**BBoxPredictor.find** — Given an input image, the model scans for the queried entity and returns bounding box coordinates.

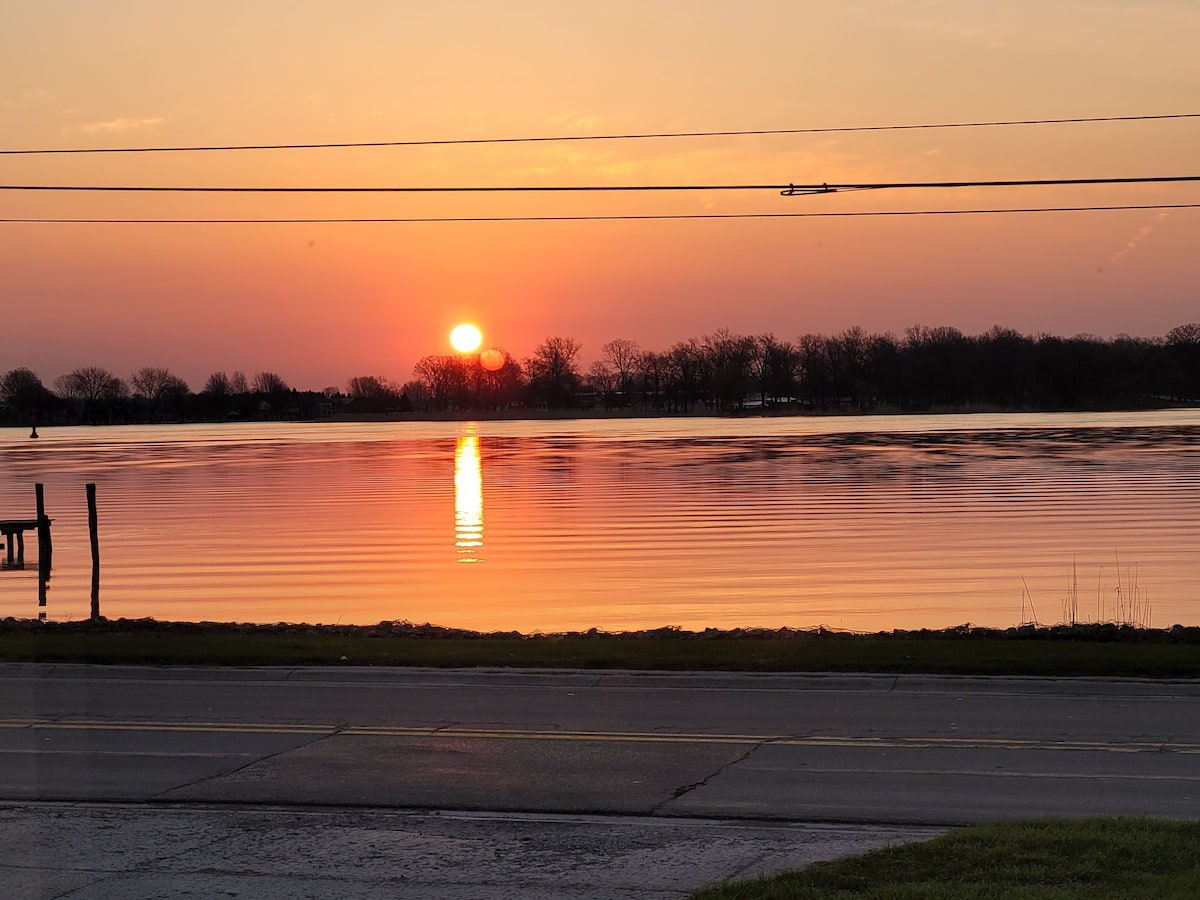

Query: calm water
[1,411,1197,632]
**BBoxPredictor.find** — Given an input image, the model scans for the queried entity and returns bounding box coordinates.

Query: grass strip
[3,619,1200,675]
[690,817,1200,899]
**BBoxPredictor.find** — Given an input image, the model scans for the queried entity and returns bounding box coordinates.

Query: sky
[2,1,1198,391]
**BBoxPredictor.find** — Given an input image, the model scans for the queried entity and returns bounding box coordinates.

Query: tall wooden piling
[87,483,100,622]
[35,483,52,575]
[36,484,50,617]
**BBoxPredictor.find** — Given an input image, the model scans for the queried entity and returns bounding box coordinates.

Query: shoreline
[5,618,1200,676]
[7,398,1195,431]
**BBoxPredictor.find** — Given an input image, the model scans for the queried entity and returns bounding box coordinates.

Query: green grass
[691,818,1200,899]
[3,619,1200,675]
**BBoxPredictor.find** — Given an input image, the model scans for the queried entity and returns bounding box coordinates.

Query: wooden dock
[0,519,42,567]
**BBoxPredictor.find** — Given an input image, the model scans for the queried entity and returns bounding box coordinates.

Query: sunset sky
[2,1,1198,391]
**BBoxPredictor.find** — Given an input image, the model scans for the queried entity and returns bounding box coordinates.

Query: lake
[1,411,1197,632]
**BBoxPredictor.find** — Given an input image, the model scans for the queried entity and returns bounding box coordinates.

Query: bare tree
[346,375,399,412]
[203,371,231,397]
[475,349,524,409]
[413,355,468,410]
[346,375,395,401]
[398,379,431,410]
[635,350,669,411]
[667,339,707,412]
[229,371,249,394]
[1166,322,1200,400]
[524,336,582,408]
[701,328,755,411]
[252,371,289,395]
[54,366,127,422]
[602,338,641,395]
[55,366,127,403]
[131,367,189,403]
[751,334,799,407]
[586,360,615,395]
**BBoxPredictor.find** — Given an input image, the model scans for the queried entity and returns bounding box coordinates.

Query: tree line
[407,323,1200,414]
[3,323,1199,425]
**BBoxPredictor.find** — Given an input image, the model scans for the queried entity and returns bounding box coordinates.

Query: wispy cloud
[1110,211,1169,265]
[79,116,166,135]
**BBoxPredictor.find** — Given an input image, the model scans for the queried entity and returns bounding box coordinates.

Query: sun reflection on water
[454,429,483,562]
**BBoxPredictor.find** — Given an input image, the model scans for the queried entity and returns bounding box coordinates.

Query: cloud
[79,116,166,135]
[1110,212,1170,265]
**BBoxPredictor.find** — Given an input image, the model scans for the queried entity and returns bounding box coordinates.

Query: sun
[449,323,483,353]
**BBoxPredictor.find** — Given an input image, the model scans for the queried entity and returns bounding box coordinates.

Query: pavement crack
[652,739,770,814]
[148,727,338,800]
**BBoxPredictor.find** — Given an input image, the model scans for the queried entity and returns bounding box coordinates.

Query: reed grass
[1027,555,1153,630]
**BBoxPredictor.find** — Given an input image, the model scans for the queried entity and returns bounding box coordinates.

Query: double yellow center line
[0,718,1195,754]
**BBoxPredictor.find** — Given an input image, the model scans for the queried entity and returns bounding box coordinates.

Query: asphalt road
[3,664,1199,822]
[2,664,1199,897]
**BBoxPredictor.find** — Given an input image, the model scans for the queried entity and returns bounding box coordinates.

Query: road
[2,664,1199,896]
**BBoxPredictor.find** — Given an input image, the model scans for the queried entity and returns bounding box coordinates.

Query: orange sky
[2,2,1198,391]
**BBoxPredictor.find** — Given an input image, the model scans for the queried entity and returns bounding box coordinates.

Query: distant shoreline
[317,399,1191,425]
[7,399,1195,431]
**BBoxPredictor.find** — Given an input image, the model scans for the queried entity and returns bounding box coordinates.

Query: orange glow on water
[454,429,484,562]
[6,414,1200,632]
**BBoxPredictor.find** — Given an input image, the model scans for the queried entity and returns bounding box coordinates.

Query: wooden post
[87,483,100,622]
[36,484,51,618]
[35,483,52,575]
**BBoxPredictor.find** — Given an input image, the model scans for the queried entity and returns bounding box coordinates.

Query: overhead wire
[5,116,1195,224]
[2,175,1199,193]
[2,113,1198,155]
[4,203,1198,224]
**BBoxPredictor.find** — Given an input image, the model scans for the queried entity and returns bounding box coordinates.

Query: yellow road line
[0,719,1195,754]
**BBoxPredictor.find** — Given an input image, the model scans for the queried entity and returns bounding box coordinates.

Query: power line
[3,203,1196,224]
[3,175,1199,193]
[3,113,1197,156]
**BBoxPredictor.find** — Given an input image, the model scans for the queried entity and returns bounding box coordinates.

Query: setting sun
[450,323,483,354]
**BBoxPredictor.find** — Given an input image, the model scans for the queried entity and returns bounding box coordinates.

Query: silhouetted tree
[702,328,756,411]
[666,338,707,412]
[635,350,670,411]
[252,371,289,395]
[970,326,1035,409]
[902,325,975,408]
[602,338,641,398]
[413,354,468,410]
[796,333,832,408]
[475,349,524,409]
[525,337,582,408]
[130,367,189,419]
[398,379,430,411]
[54,366,127,423]
[346,375,399,412]
[1,368,52,422]
[749,334,797,407]
[203,371,232,398]
[586,360,616,407]
[1166,323,1200,400]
